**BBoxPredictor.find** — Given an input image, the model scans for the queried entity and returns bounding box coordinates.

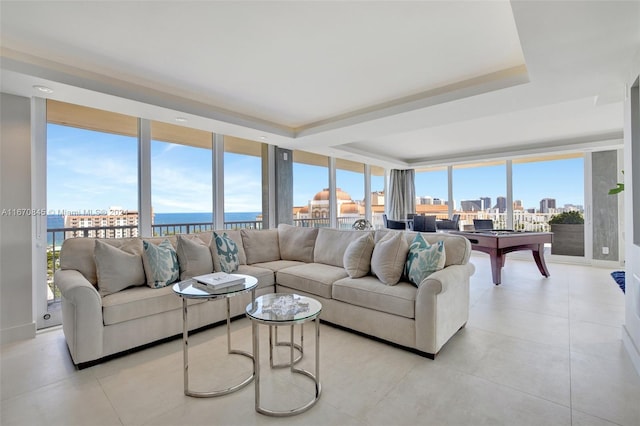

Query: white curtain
[388,169,415,221]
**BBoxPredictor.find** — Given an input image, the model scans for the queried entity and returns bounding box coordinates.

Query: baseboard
[0,321,36,344]
[590,259,625,269]
[622,325,640,377]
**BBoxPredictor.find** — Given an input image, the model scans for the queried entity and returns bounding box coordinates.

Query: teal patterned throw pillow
[405,234,446,287]
[214,232,240,273]
[143,239,179,288]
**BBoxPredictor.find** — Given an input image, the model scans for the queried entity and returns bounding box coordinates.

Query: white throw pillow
[278,224,318,262]
[241,229,281,264]
[371,231,409,285]
[343,233,375,278]
[176,234,214,280]
[95,240,146,296]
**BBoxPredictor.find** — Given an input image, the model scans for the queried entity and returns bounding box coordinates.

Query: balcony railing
[293,216,375,229]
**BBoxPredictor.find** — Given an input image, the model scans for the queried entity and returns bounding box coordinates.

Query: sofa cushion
[332,276,416,319]
[278,224,318,262]
[235,265,276,290]
[371,231,409,285]
[60,237,101,285]
[210,229,247,270]
[314,228,374,268]
[102,285,205,326]
[211,232,240,273]
[251,260,306,272]
[241,229,281,264]
[142,239,180,288]
[142,235,178,249]
[95,239,146,296]
[405,234,446,286]
[398,231,471,267]
[276,263,348,299]
[343,233,375,278]
[176,234,214,280]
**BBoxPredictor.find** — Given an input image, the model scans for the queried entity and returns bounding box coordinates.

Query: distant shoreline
[46,212,261,245]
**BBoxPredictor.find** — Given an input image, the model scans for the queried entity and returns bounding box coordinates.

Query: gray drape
[388,169,415,221]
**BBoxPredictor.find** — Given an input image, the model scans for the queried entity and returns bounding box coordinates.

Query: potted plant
[548,211,584,256]
[608,170,624,194]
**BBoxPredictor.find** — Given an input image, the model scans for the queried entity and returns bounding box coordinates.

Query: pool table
[450,230,553,285]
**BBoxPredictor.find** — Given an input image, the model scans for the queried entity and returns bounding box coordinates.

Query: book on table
[192,272,245,290]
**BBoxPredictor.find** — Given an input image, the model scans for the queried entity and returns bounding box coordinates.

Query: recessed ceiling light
[175,117,188,123]
[259,136,267,140]
[33,85,53,94]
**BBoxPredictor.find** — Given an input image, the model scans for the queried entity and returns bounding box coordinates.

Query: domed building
[294,188,363,219]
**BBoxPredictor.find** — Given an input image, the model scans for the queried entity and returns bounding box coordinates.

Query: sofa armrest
[414,263,475,354]
[55,269,104,365]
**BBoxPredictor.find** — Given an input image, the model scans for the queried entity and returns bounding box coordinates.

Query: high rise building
[480,197,491,210]
[494,196,507,213]
[540,198,556,213]
[371,191,385,205]
[418,196,433,205]
[461,199,482,211]
[64,207,139,239]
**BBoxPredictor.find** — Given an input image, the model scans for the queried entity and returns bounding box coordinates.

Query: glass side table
[173,274,258,398]
[246,293,322,416]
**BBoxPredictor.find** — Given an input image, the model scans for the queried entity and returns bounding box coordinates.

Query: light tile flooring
[2,254,640,425]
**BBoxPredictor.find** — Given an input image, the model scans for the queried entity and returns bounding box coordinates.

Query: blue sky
[47,124,584,213]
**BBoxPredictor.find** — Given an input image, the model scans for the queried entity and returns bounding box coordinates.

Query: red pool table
[450,230,553,285]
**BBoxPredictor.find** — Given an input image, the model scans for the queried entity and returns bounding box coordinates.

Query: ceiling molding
[0,49,295,138]
[295,65,529,137]
[407,131,624,168]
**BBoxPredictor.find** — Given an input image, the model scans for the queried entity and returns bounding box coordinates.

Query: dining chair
[383,214,406,230]
[436,214,460,230]
[413,215,437,232]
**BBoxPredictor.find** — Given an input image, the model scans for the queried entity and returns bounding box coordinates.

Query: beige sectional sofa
[56,224,474,367]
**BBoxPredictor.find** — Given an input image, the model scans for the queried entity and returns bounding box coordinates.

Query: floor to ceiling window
[453,161,506,230]
[513,154,585,256]
[415,166,449,219]
[151,121,213,235]
[370,166,386,229]
[292,151,329,227]
[45,100,139,328]
[336,159,365,229]
[224,136,264,229]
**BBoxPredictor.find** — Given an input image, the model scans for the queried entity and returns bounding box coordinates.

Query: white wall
[622,50,640,375]
[0,93,36,343]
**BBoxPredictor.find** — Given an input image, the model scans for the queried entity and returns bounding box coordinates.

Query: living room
[1,1,639,425]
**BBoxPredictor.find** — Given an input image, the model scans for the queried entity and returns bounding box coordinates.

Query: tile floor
[2,254,639,425]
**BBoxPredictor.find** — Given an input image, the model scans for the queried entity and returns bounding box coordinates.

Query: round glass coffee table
[173,274,258,398]
[246,293,322,416]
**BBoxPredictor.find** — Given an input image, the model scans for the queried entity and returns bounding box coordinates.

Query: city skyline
[47,124,585,214]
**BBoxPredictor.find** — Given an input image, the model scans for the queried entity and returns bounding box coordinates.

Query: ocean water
[153,212,261,224]
[47,212,261,245]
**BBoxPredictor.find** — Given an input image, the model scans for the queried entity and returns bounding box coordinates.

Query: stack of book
[192,272,245,292]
